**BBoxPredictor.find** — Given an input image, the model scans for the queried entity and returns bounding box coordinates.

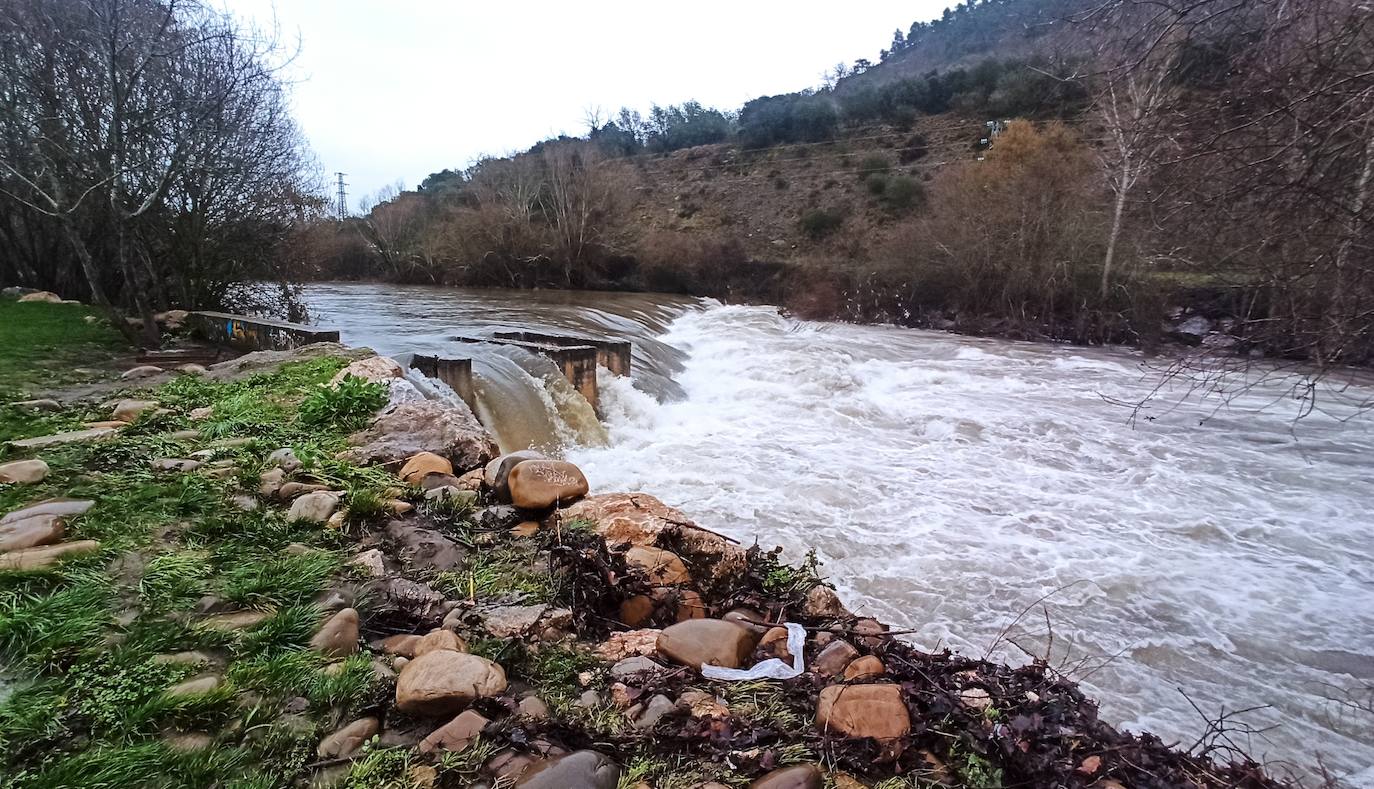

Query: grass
[0,304,385,787]
[0,300,129,402]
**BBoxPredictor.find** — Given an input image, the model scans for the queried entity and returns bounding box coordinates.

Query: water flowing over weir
[303,283,1374,780]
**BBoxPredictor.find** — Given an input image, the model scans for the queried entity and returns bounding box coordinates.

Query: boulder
[413,629,467,657]
[557,493,747,593]
[628,693,674,730]
[816,684,910,741]
[151,458,201,473]
[330,355,403,386]
[309,608,359,657]
[288,491,339,523]
[0,459,49,484]
[0,539,99,571]
[265,448,301,473]
[8,427,117,450]
[120,365,163,380]
[750,764,824,789]
[656,619,759,670]
[619,595,654,627]
[758,627,793,662]
[624,545,691,585]
[853,618,887,649]
[258,468,286,497]
[481,604,546,638]
[17,290,61,303]
[2,498,93,524]
[611,656,663,681]
[111,399,158,422]
[316,717,379,758]
[0,514,64,552]
[676,590,708,621]
[204,342,371,381]
[417,709,488,754]
[189,406,214,421]
[514,750,620,789]
[384,521,465,572]
[507,460,589,510]
[484,450,544,501]
[377,634,423,657]
[155,309,190,329]
[518,695,551,719]
[843,655,885,680]
[399,452,453,484]
[813,640,860,677]
[594,629,661,661]
[395,650,508,716]
[802,584,851,620]
[176,363,207,375]
[343,400,497,471]
[678,690,729,719]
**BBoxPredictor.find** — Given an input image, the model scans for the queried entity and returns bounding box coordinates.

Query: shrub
[799,209,844,240]
[865,173,890,196]
[297,375,388,431]
[881,176,925,212]
[857,154,891,179]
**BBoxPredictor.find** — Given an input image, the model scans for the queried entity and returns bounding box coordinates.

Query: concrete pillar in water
[452,336,604,414]
[409,355,476,412]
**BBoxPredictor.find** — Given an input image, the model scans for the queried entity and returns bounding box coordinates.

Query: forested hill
[836,0,1097,92]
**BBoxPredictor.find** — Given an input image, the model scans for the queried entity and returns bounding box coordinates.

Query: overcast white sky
[221,1,949,200]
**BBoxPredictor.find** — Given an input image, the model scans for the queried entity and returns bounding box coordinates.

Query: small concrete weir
[186,311,340,351]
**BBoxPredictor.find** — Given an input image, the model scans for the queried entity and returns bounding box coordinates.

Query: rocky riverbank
[0,302,1289,788]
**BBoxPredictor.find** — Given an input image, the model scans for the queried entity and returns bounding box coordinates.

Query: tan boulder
[377,633,423,657]
[758,627,793,662]
[802,584,852,620]
[18,291,61,303]
[316,717,379,758]
[111,399,159,422]
[399,452,453,484]
[557,493,746,593]
[0,459,48,484]
[164,674,221,698]
[287,491,339,523]
[813,639,860,677]
[0,539,99,571]
[417,709,488,754]
[676,590,708,621]
[656,619,759,670]
[619,595,654,627]
[309,608,359,657]
[816,684,910,740]
[197,609,274,632]
[843,655,885,680]
[507,460,589,510]
[395,650,507,716]
[330,355,403,386]
[594,628,661,661]
[414,628,467,657]
[624,545,691,585]
[342,400,497,471]
[0,513,64,552]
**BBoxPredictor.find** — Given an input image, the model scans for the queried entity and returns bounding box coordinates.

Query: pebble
[394,650,508,716]
[164,674,221,699]
[316,717,379,758]
[0,539,99,571]
[749,764,824,789]
[624,545,691,585]
[309,608,359,657]
[399,452,453,484]
[417,709,488,754]
[515,750,620,789]
[111,399,159,422]
[628,694,675,730]
[610,656,663,680]
[120,365,163,380]
[843,655,884,680]
[288,491,339,523]
[813,639,860,677]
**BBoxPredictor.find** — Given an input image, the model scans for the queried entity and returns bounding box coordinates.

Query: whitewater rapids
[305,284,1374,781]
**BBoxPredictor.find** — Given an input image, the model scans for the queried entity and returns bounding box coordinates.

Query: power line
[334,172,348,219]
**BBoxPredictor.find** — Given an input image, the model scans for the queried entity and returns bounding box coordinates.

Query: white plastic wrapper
[700,622,806,681]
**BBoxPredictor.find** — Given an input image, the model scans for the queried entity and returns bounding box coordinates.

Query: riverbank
[0,300,1294,787]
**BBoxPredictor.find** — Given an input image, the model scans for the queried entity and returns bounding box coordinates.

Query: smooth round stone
[506,460,589,510]
[309,608,359,657]
[656,619,759,669]
[515,750,619,789]
[0,459,49,484]
[395,650,507,716]
[816,684,911,741]
[400,451,454,484]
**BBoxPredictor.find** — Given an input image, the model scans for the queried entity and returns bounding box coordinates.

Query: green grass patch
[0,300,128,402]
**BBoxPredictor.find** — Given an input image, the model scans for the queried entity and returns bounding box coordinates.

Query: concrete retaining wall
[186,311,339,352]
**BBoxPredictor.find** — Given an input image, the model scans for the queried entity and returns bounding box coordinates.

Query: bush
[865,173,889,196]
[799,209,844,240]
[297,375,388,430]
[857,154,891,179]
[881,176,925,212]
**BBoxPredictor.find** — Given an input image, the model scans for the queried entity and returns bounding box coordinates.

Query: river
[302,282,1374,783]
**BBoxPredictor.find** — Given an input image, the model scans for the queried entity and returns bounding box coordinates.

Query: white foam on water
[570,303,1374,779]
